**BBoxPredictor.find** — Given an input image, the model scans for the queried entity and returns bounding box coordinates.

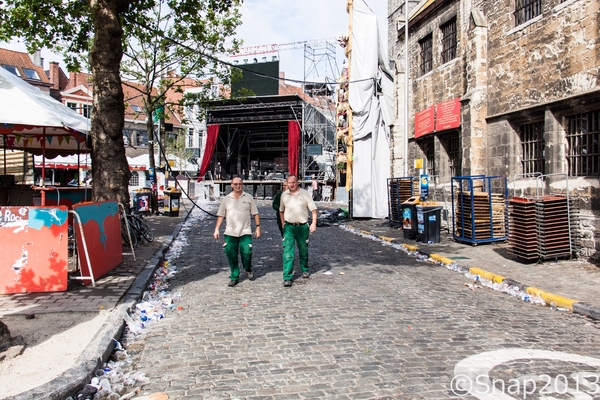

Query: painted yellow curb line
[526,287,577,310]
[360,230,371,236]
[379,236,395,242]
[402,244,419,252]
[468,267,506,283]
[430,254,455,265]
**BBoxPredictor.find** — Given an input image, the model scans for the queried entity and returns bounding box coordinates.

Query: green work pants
[224,234,252,281]
[282,223,309,281]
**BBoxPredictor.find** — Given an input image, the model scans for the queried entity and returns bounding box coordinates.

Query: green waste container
[133,188,152,215]
[163,187,182,217]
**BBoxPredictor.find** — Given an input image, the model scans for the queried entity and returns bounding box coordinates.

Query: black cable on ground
[154,137,219,218]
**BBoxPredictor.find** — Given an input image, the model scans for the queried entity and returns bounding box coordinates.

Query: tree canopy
[0,0,242,204]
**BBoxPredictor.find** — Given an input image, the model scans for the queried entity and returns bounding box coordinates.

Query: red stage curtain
[198,124,219,181]
[288,121,300,177]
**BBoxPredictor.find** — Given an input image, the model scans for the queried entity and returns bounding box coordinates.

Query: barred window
[423,139,436,176]
[441,18,457,64]
[515,0,542,26]
[566,110,600,176]
[419,34,433,76]
[446,136,461,177]
[520,121,545,174]
[129,171,139,186]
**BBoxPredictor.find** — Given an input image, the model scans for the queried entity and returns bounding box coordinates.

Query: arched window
[129,171,139,186]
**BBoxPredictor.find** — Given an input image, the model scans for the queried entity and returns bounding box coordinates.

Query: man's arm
[254,213,261,238]
[279,211,285,228]
[309,209,317,233]
[213,216,224,240]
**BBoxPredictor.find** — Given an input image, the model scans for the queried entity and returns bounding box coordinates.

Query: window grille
[419,34,433,76]
[423,139,435,175]
[441,18,457,64]
[520,121,545,174]
[446,136,461,177]
[566,110,600,176]
[67,102,77,112]
[129,171,139,186]
[515,0,542,26]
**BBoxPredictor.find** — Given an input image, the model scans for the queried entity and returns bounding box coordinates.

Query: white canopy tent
[0,66,91,158]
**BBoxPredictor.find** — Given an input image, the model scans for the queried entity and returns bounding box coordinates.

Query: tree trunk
[0,320,10,351]
[147,118,156,179]
[89,0,131,206]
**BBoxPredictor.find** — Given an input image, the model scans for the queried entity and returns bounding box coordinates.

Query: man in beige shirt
[214,177,261,287]
[278,174,317,287]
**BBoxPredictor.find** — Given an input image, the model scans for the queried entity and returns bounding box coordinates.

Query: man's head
[282,180,289,191]
[231,177,243,193]
[286,175,299,193]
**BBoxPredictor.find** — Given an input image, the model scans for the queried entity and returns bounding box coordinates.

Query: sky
[1,0,388,85]
[233,0,388,84]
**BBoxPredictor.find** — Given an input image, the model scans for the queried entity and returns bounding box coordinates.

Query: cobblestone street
[132,203,600,399]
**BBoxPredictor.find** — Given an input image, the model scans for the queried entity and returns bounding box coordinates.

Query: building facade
[388,0,600,258]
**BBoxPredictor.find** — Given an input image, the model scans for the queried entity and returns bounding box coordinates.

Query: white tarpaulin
[349,0,394,218]
[0,66,90,157]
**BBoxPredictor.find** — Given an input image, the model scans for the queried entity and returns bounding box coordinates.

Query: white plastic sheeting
[349,0,394,218]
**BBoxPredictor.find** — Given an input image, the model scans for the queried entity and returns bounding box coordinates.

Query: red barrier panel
[72,201,123,284]
[0,206,69,294]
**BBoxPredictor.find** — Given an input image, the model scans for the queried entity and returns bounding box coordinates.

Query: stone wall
[485,0,600,116]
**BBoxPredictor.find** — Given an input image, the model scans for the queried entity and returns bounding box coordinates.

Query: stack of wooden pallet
[388,178,413,226]
[536,196,573,260]
[455,191,506,240]
[508,197,538,260]
[507,195,578,262]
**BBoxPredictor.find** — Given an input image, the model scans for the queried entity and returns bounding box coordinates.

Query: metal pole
[403,4,409,176]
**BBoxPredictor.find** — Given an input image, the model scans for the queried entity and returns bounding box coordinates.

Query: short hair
[286,174,298,182]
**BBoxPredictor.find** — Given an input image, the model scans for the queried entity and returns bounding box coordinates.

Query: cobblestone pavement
[132,202,600,399]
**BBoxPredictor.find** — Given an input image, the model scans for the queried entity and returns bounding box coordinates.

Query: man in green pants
[272,179,288,237]
[214,177,261,287]
[278,175,317,287]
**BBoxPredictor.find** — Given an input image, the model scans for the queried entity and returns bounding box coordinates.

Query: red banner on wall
[435,98,461,131]
[415,106,435,138]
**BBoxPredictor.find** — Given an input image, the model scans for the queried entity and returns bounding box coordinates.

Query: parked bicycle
[121,209,154,247]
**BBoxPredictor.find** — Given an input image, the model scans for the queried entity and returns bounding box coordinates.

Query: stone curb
[7,207,194,400]
[349,226,600,322]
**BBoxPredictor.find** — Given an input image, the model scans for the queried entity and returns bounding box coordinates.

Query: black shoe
[228,280,239,287]
[246,270,254,280]
[301,272,310,279]
[283,280,292,287]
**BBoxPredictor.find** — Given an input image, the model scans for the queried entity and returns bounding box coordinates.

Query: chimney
[70,71,77,88]
[49,62,60,90]
[279,71,285,86]
[29,50,43,68]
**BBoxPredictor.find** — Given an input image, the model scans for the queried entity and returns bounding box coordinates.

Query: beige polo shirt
[217,192,259,237]
[279,188,317,224]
